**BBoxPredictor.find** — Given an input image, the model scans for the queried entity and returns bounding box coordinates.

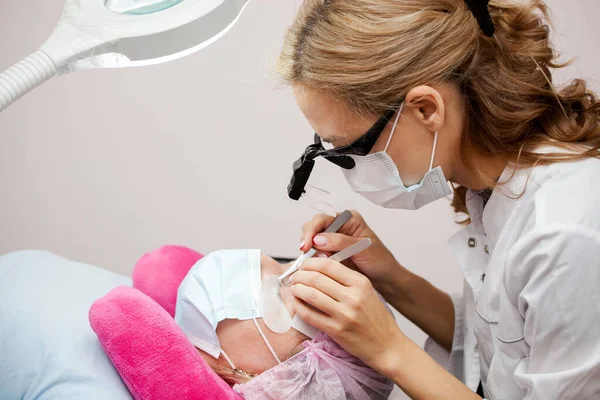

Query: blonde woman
[280,0,600,399]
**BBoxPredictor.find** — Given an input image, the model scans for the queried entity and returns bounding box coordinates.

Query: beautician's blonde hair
[277,0,600,219]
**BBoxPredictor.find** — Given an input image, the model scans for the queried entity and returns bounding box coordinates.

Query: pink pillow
[89,286,241,400]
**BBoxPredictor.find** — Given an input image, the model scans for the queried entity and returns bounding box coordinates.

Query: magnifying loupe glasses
[0,0,251,112]
[287,105,401,201]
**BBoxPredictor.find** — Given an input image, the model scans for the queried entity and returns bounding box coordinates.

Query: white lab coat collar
[460,144,581,250]
[468,160,554,254]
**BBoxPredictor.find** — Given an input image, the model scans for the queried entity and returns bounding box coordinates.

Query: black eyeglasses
[287,106,399,200]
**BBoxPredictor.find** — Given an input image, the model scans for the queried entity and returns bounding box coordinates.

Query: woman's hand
[290,257,480,400]
[300,210,456,353]
[290,257,404,374]
[300,210,401,285]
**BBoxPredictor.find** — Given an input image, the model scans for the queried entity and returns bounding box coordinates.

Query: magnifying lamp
[0,0,251,112]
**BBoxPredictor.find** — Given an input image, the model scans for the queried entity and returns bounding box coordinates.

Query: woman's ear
[404,85,445,133]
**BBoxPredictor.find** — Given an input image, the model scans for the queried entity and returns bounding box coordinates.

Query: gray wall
[1,1,598,398]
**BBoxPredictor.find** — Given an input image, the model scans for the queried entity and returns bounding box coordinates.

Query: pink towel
[89,286,241,400]
[132,245,203,317]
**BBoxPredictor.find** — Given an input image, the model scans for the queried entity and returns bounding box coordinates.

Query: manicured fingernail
[318,253,328,258]
[313,235,327,246]
[300,241,305,250]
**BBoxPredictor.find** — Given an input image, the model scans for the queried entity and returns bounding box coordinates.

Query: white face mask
[174,249,317,372]
[342,104,452,210]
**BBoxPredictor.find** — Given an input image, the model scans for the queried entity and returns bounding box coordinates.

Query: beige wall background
[1,1,598,398]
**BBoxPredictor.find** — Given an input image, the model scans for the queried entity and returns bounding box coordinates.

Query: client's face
[200,255,308,378]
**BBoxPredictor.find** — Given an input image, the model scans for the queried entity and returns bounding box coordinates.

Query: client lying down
[172,249,394,400]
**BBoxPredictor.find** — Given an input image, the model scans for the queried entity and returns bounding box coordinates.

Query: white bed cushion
[0,250,132,400]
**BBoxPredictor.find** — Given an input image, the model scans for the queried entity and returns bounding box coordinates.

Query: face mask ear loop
[429,131,439,171]
[253,318,282,365]
[220,349,237,370]
[383,103,404,153]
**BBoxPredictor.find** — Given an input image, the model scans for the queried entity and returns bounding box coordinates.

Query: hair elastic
[464,0,495,37]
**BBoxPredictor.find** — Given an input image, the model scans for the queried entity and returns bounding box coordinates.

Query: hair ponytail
[451,0,600,219]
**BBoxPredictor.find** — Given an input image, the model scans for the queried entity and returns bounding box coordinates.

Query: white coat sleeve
[423,292,465,383]
[506,224,600,399]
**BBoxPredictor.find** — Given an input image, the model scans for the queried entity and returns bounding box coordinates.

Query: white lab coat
[424,156,600,399]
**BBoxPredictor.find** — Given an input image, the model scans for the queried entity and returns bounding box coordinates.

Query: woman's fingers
[300,213,335,251]
[290,270,346,302]
[299,258,370,288]
[300,210,366,251]
[290,282,340,316]
[314,250,332,258]
[292,297,337,333]
[311,232,365,254]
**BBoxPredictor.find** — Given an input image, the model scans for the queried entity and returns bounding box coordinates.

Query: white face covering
[174,249,316,373]
[341,104,452,210]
